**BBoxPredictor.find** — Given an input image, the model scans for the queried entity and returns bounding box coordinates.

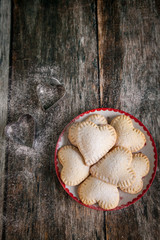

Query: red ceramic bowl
[55,108,157,211]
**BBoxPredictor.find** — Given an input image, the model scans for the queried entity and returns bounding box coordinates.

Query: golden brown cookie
[68,123,79,146]
[86,114,107,126]
[76,121,117,166]
[90,146,136,188]
[58,145,89,186]
[120,153,150,194]
[110,115,146,152]
[78,176,119,210]
[68,114,107,146]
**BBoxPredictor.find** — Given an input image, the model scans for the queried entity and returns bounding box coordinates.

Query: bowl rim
[54,108,158,211]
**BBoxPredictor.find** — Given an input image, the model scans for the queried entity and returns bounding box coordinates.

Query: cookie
[58,145,89,186]
[120,153,150,194]
[90,146,136,188]
[110,115,146,152]
[78,176,119,210]
[86,114,108,126]
[68,114,107,146]
[68,123,79,146]
[76,121,117,166]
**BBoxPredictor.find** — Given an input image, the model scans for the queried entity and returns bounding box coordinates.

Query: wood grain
[0,0,11,238]
[1,0,160,239]
[4,0,104,239]
[97,0,160,239]
[97,0,123,108]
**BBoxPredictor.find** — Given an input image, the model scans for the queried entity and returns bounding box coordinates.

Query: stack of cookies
[58,114,150,210]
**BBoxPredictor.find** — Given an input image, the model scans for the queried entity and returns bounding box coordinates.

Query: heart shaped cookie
[78,176,119,210]
[5,114,35,148]
[37,83,65,110]
[120,153,150,194]
[110,115,146,152]
[76,121,117,166]
[68,123,79,146]
[58,145,89,186]
[68,114,108,146]
[86,114,108,126]
[90,146,136,188]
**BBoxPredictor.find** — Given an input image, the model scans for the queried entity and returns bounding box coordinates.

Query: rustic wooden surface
[0,0,11,238]
[0,0,160,239]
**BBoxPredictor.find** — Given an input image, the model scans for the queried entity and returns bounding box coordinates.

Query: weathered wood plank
[4,0,104,239]
[0,0,11,238]
[97,0,160,239]
[97,0,123,108]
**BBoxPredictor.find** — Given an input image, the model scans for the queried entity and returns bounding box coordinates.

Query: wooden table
[0,0,160,239]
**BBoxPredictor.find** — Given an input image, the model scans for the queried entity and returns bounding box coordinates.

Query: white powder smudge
[28,65,62,85]
[120,82,143,110]
[21,168,35,181]
[9,64,63,118]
